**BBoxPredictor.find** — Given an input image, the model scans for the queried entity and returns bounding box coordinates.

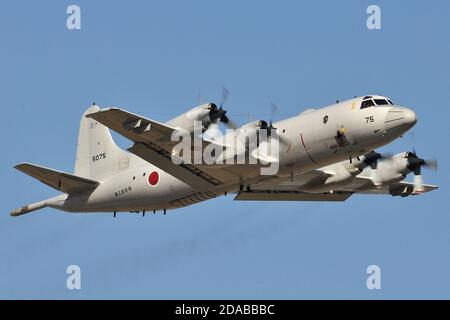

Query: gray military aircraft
[11,95,437,217]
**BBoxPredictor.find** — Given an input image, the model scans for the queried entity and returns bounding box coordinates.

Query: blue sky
[0,0,449,299]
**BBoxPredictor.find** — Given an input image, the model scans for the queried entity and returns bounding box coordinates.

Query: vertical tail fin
[74,104,130,180]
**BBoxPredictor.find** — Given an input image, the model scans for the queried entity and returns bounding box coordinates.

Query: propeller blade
[220,87,230,108]
[270,102,278,123]
[413,174,425,193]
[217,87,239,129]
[270,102,278,115]
[424,159,438,171]
[221,115,238,130]
[208,103,226,123]
[407,153,437,173]
[363,151,393,170]
[404,151,437,194]
[380,152,393,159]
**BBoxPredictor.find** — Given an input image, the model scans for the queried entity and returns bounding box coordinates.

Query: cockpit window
[374,99,389,106]
[387,99,394,105]
[361,99,375,109]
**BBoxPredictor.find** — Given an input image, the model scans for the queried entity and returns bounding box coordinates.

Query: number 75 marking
[365,116,374,123]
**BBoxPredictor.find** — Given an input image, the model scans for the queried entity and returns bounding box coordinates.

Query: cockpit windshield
[360,96,395,109]
[374,99,390,106]
[361,99,375,109]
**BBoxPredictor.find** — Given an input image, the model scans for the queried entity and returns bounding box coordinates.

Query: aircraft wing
[348,177,438,196]
[232,169,348,201]
[15,163,99,194]
[86,108,234,191]
[234,190,352,201]
[85,108,175,144]
[234,171,437,201]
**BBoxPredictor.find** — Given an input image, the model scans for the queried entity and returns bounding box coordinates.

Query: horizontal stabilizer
[15,163,99,194]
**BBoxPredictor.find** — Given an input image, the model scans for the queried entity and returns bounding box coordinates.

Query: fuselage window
[361,99,375,109]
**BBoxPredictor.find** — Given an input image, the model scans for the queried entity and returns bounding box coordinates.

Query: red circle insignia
[148,171,159,186]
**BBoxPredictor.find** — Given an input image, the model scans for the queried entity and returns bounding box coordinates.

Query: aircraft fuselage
[45,96,417,213]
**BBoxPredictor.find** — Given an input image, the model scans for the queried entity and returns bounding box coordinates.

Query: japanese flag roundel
[148,171,159,186]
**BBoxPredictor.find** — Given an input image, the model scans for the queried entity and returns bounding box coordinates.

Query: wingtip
[14,162,29,170]
[85,107,120,118]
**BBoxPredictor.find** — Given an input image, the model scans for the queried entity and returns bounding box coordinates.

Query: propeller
[206,87,238,129]
[249,120,277,147]
[264,102,290,146]
[363,151,393,168]
[219,86,229,109]
[253,120,273,134]
[197,93,203,105]
[270,102,278,125]
[405,151,438,193]
[220,113,238,130]
[218,87,238,129]
[362,151,393,187]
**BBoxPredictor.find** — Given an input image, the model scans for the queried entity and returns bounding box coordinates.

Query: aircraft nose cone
[403,108,417,126]
[385,107,417,132]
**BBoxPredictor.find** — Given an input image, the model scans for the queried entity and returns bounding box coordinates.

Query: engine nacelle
[370,152,410,183]
[165,103,222,133]
[237,120,268,134]
[236,120,274,147]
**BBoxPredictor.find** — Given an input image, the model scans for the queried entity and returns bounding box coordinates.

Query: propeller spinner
[206,87,238,129]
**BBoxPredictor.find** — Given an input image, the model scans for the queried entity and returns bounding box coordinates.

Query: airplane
[10,94,436,217]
